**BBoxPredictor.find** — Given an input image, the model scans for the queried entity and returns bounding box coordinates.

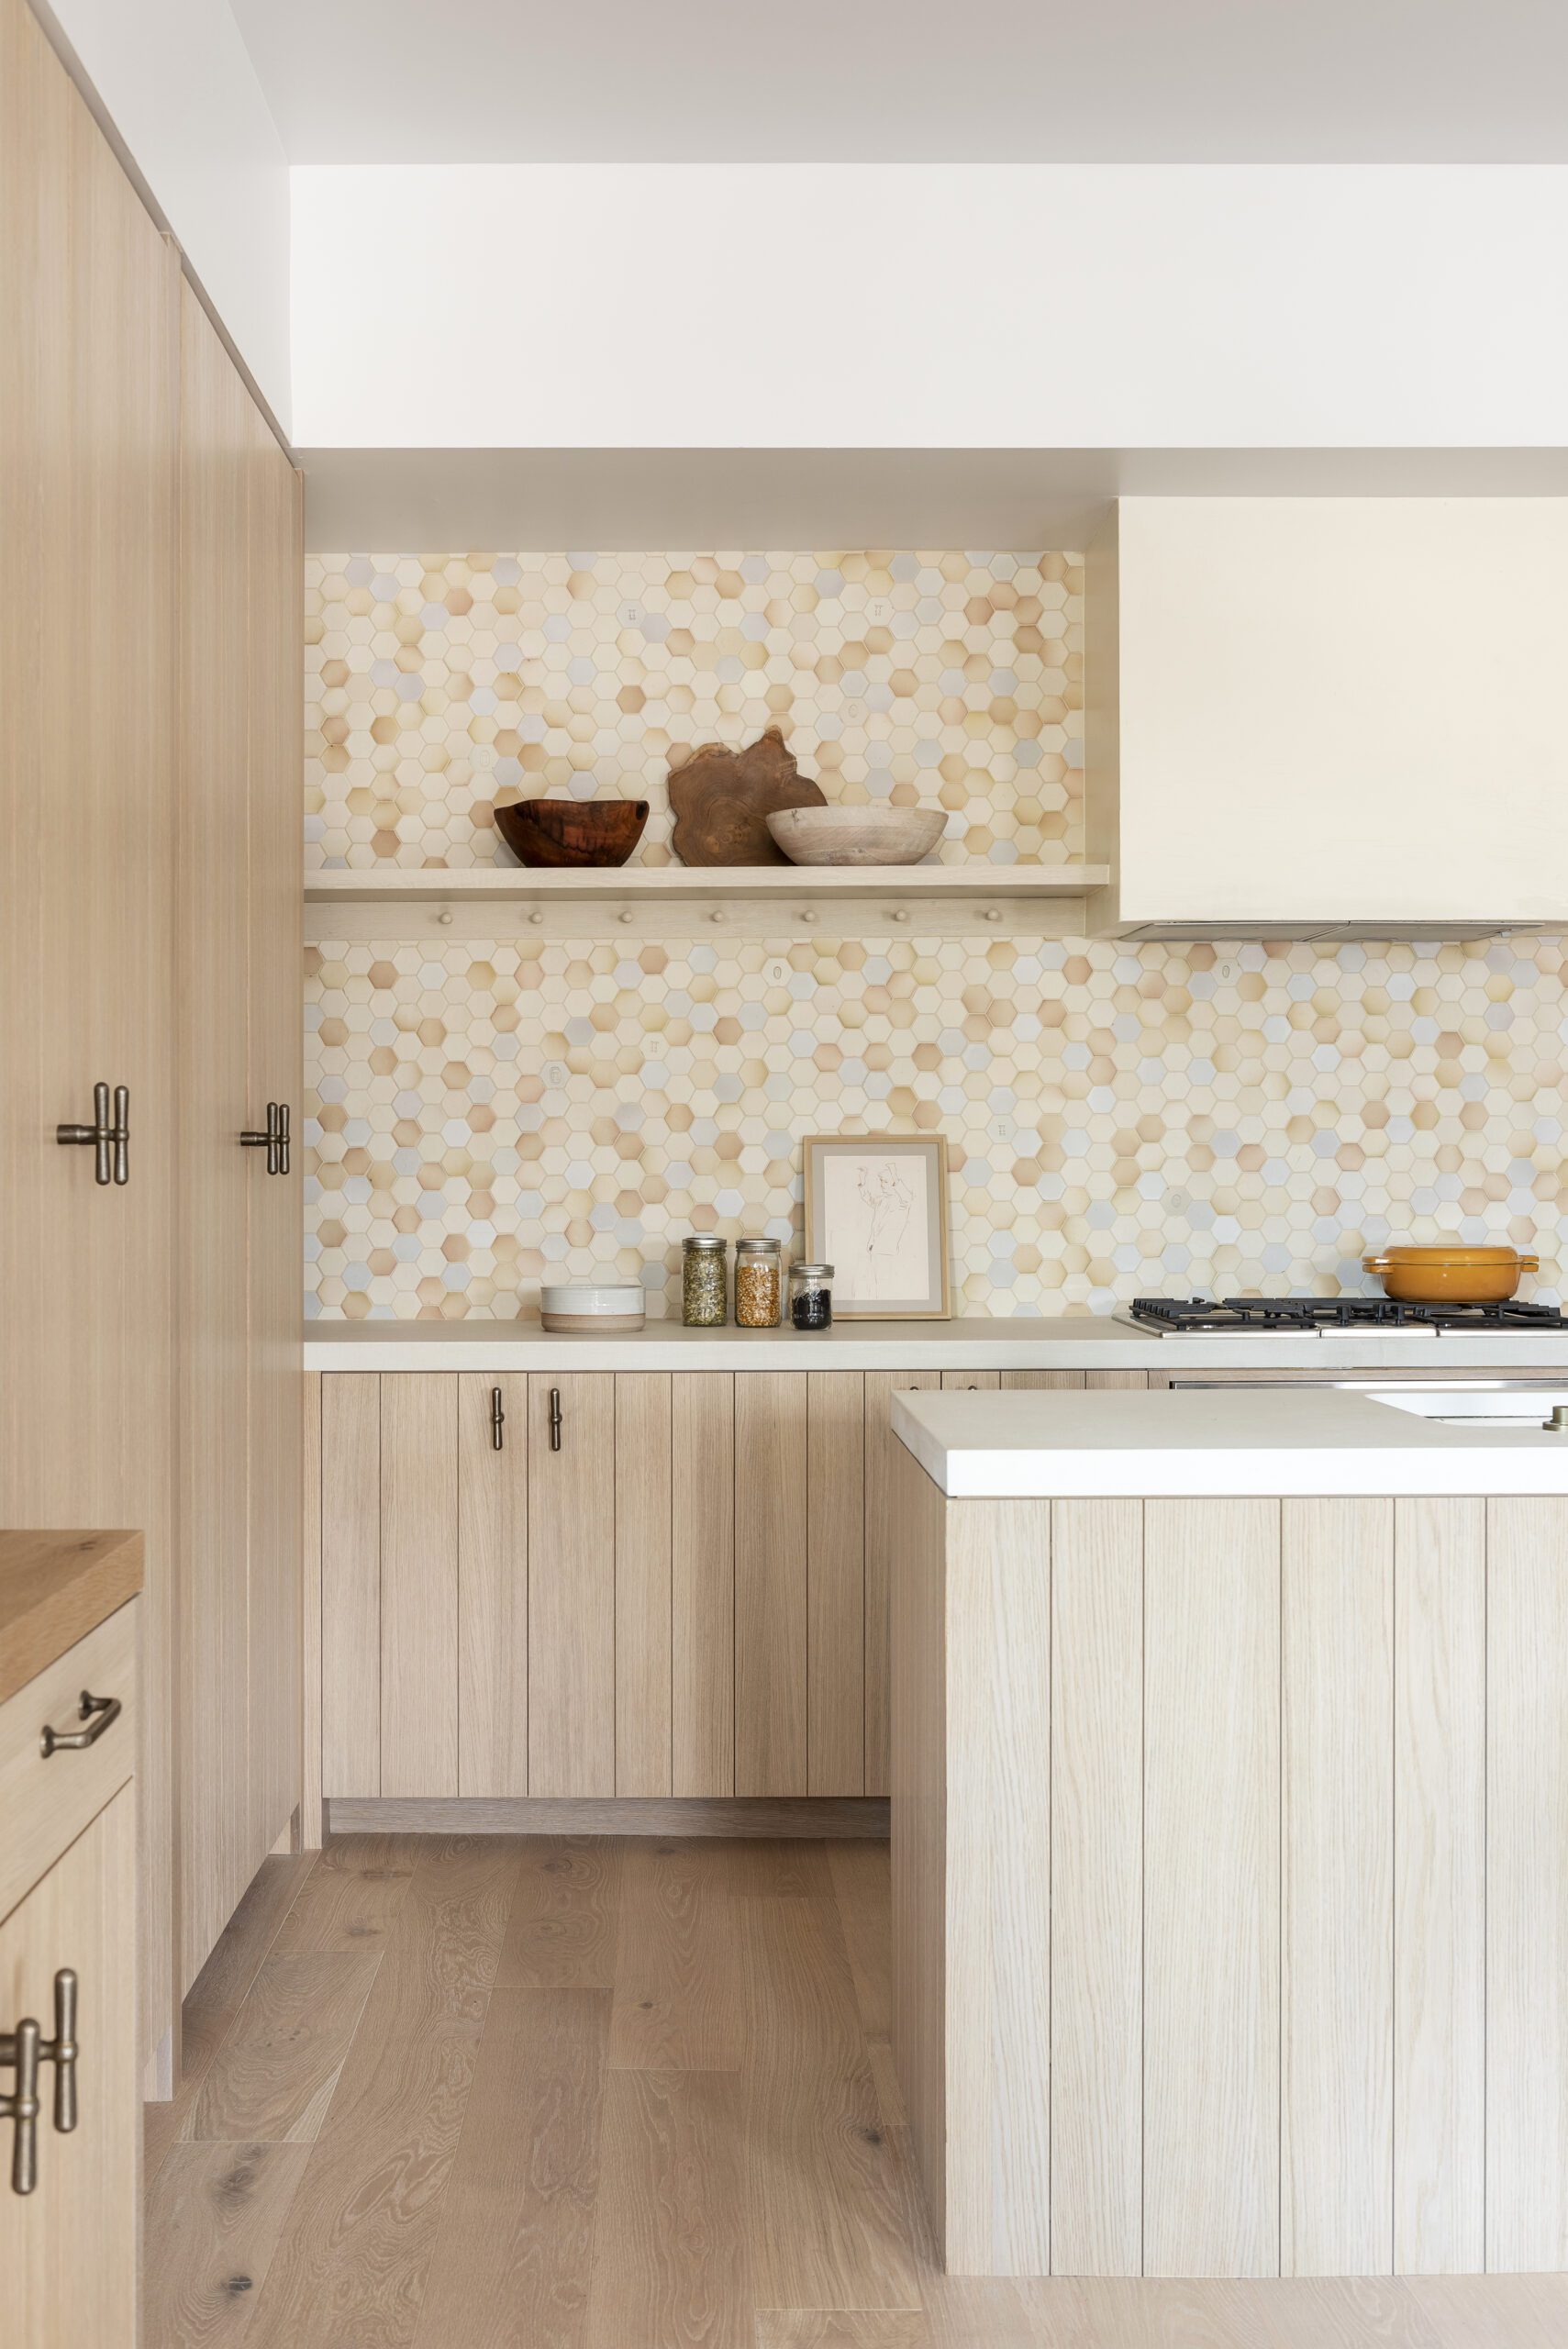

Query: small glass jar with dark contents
[789,1262,834,1331]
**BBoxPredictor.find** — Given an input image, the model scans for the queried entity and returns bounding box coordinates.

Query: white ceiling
[231,0,1568,164]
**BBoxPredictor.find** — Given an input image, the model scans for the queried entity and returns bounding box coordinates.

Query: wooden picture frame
[802,1134,952,1320]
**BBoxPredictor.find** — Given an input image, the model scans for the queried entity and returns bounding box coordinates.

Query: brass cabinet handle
[57,1079,128,1186]
[1,1971,76,2195]
[549,1386,562,1452]
[490,1386,506,1450]
[240,1102,290,1175]
[40,1689,121,1759]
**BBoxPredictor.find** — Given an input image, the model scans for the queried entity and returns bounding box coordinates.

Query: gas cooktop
[1124,1297,1568,1335]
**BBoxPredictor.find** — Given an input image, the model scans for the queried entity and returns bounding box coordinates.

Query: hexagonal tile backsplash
[306,551,1083,867]
[306,552,1568,1320]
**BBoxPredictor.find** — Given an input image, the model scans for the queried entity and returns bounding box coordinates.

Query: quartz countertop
[304,1313,1568,1375]
[0,1530,142,1706]
[892,1384,1568,1497]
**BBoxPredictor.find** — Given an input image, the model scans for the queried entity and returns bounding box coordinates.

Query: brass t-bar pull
[549,1386,562,1452]
[1,2018,40,2195]
[43,1972,78,2135]
[490,1386,506,1450]
[276,1101,291,1176]
[57,1079,128,1185]
[241,1102,283,1174]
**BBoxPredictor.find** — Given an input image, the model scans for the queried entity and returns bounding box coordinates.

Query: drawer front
[0,1598,138,1924]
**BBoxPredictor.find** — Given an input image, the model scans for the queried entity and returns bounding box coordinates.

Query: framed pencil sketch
[802,1134,951,1319]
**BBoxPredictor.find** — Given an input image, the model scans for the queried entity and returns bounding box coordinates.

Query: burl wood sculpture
[667,726,827,864]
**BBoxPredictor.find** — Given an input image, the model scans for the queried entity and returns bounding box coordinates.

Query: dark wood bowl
[494,796,650,867]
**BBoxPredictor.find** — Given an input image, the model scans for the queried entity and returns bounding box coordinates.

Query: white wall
[291,163,1568,449]
[46,0,291,429]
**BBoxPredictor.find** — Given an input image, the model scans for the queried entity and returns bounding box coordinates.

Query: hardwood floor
[145,1833,1568,2347]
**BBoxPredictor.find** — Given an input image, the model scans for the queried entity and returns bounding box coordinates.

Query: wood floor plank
[607,1840,743,2070]
[495,1837,623,1989]
[241,1840,521,2348]
[586,2069,751,2349]
[143,2140,313,2345]
[412,1987,610,2349]
[721,1837,836,1896]
[189,1953,381,2143]
[828,1840,893,2039]
[758,2317,931,2346]
[269,1836,416,1957]
[740,1895,920,2314]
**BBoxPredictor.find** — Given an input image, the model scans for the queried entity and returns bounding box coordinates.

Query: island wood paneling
[458,1372,528,1796]
[1049,1497,1142,2278]
[735,1373,808,1797]
[1281,1497,1394,2277]
[1143,1497,1281,2279]
[671,1373,735,1796]
[807,1372,866,1796]
[616,1373,673,1795]
[528,1373,616,1797]
[379,1375,458,1797]
[890,1441,951,2254]
[1486,1496,1568,2274]
[862,1370,940,1797]
[1394,1497,1485,2275]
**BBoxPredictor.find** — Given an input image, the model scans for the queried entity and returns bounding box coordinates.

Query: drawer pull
[491,1385,506,1450]
[2,1973,80,2195]
[40,1689,121,1758]
[549,1386,562,1452]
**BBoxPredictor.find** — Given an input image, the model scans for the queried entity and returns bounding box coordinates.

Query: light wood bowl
[1363,1245,1538,1304]
[765,806,948,866]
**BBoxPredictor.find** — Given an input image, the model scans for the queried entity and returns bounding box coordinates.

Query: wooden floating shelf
[306,863,1109,905]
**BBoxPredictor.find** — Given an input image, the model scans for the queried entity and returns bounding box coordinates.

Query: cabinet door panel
[617,1374,673,1796]
[672,1374,734,1796]
[176,284,256,1988]
[735,1374,807,1796]
[247,435,303,1859]
[380,1375,457,1797]
[320,1374,380,1797]
[807,1373,864,1796]
[0,1784,138,2348]
[863,1370,940,1798]
[528,1374,616,1796]
[458,1373,528,1796]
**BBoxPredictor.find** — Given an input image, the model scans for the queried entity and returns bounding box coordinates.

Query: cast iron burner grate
[1128,1296,1568,1334]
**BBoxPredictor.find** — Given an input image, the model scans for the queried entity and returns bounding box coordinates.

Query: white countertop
[892,1384,1568,1497]
[303,1314,1568,1375]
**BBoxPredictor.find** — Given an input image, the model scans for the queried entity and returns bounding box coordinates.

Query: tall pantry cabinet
[0,0,304,2077]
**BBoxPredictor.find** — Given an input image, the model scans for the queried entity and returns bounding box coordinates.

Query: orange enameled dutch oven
[1362,1244,1539,1305]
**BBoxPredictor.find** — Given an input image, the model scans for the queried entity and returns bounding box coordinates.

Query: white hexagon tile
[305,552,1566,1321]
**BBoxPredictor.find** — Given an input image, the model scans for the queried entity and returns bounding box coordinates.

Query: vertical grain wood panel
[320,1375,381,1796]
[1085,1372,1151,1390]
[246,416,304,1867]
[863,1370,940,1798]
[671,1373,735,1797]
[1486,1497,1568,2272]
[1394,1497,1485,2275]
[528,1373,617,1797]
[379,1375,458,1797]
[890,1443,951,2255]
[301,1373,323,1848]
[616,1373,673,1796]
[457,1372,528,1797]
[942,1371,999,1390]
[808,1372,865,1796]
[1051,1497,1142,2277]
[1281,1498,1395,2277]
[1144,1497,1281,2279]
[999,1371,1086,1389]
[176,282,253,1988]
[734,1373,808,1797]
[944,1498,1054,2276]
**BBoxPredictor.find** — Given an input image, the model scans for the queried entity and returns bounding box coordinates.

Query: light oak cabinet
[314,1367,1144,1813]
[1,1599,139,2347]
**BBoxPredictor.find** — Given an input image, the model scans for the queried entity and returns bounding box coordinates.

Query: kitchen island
[889,1384,1568,2281]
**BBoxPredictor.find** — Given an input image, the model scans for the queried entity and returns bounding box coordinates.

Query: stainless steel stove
[1121,1296,1568,1335]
